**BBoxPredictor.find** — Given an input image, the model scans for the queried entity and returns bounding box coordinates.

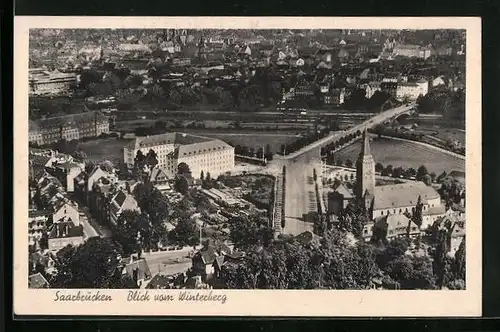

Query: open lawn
[335,137,465,175]
[78,137,133,163]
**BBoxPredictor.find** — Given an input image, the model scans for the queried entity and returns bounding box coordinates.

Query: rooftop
[28,273,50,289]
[373,182,440,210]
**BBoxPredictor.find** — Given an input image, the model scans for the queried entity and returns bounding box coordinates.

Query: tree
[134,150,146,169]
[430,172,437,183]
[125,74,144,88]
[416,165,429,181]
[144,149,159,171]
[229,215,273,250]
[171,218,199,247]
[113,210,144,256]
[392,166,404,178]
[169,88,182,105]
[373,124,386,137]
[436,171,447,183]
[51,238,128,289]
[433,229,450,288]
[453,237,466,281]
[381,164,393,177]
[177,162,191,175]
[264,144,273,161]
[174,175,190,195]
[422,174,432,186]
[345,158,353,168]
[375,162,384,173]
[200,170,204,180]
[338,201,368,238]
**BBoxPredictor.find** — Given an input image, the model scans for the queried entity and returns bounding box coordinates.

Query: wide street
[282,155,320,235]
[280,103,416,235]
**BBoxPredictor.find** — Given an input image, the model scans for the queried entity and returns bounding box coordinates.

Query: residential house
[47,220,84,251]
[149,167,171,191]
[49,161,84,192]
[393,44,432,59]
[109,190,140,225]
[52,199,80,226]
[365,213,420,242]
[29,111,110,146]
[85,165,118,205]
[89,176,116,225]
[211,251,246,287]
[28,273,50,289]
[364,81,381,99]
[325,88,347,106]
[294,231,321,246]
[192,242,232,282]
[327,184,355,216]
[431,76,447,88]
[29,251,56,275]
[28,209,52,246]
[29,68,77,96]
[315,48,334,63]
[121,256,152,288]
[337,48,350,62]
[380,81,398,98]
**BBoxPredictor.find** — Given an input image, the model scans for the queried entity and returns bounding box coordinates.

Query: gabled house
[47,220,84,251]
[121,256,152,288]
[49,161,84,192]
[192,241,232,282]
[150,167,171,191]
[109,190,140,225]
[51,199,79,226]
[28,272,50,289]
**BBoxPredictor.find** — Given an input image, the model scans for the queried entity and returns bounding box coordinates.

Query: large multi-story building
[29,68,77,96]
[29,111,109,146]
[393,44,432,60]
[396,79,429,101]
[123,132,235,179]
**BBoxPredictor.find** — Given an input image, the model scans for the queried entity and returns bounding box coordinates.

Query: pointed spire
[361,128,372,156]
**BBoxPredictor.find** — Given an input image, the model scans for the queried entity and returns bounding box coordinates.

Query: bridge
[283,103,417,162]
[277,102,417,235]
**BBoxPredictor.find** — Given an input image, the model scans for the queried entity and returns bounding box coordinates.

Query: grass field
[79,137,133,163]
[335,137,465,175]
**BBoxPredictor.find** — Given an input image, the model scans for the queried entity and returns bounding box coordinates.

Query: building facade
[29,111,110,146]
[393,44,432,59]
[123,133,235,180]
[29,68,77,96]
[355,129,446,230]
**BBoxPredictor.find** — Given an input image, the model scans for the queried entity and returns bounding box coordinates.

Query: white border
[14,16,482,317]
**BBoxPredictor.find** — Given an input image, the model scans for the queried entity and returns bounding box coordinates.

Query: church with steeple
[328,128,447,230]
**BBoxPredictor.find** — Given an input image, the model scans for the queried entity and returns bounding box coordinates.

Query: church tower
[356,128,376,200]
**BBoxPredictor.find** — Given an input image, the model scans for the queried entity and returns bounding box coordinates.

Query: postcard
[14,16,481,317]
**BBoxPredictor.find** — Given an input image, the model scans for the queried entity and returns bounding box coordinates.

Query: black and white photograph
[14,17,482,317]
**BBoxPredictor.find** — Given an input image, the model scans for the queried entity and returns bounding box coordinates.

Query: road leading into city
[283,103,417,161]
[280,103,416,235]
